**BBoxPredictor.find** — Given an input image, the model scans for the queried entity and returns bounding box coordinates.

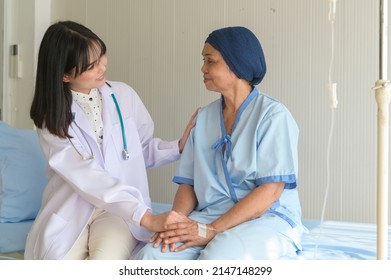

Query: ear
[63,74,70,83]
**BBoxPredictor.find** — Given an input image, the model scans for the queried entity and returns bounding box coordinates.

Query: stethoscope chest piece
[122,149,130,160]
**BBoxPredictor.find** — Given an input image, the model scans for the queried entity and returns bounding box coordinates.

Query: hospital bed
[151,203,391,260]
[1,206,390,260]
[1,121,390,260]
[2,203,390,260]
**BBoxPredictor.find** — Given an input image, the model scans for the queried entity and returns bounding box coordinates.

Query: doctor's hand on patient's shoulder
[140,210,189,233]
[178,108,199,153]
[155,219,217,253]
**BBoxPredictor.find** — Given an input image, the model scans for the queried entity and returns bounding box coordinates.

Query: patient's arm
[172,184,198,215]
[159,181,285,252]
[210,182,284,232]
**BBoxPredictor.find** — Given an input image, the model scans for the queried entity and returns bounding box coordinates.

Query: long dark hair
[30,21,106,138]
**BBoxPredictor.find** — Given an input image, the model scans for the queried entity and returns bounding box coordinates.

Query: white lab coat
[24,81,180,260]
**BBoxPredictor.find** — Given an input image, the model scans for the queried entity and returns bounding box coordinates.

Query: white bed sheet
[285,220,391,260]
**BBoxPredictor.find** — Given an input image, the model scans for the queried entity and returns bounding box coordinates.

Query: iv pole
[374,0,390,260]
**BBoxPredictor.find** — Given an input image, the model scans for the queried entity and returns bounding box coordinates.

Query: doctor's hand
[140,210,189,233]
[178,108,199,153]
[156,220,217,253]
[149,214,193,253]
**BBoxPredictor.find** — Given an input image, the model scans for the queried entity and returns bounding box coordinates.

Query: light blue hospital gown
[136,88,305,260]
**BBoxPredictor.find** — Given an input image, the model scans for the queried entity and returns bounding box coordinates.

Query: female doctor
[24,21,195,260]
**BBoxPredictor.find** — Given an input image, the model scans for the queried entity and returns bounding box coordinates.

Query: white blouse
[71,88,104,144]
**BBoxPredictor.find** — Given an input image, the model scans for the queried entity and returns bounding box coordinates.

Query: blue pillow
[0,121,47,223]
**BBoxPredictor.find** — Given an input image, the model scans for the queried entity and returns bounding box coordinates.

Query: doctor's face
[64,52,108,94]
[201,43,237,94]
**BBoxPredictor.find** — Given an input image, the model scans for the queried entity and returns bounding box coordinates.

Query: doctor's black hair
[30,20,106,138]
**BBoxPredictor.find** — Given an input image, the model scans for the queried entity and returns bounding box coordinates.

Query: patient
[136,26,305,260]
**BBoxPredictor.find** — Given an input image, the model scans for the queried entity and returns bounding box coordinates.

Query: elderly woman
[136,26,305,260]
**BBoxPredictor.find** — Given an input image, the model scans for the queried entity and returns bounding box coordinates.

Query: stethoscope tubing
[69,82,129,161]
[110,92,129,160]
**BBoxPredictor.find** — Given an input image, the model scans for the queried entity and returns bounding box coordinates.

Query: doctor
[25,21,195,260]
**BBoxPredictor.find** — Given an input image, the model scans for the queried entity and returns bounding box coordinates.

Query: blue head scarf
[205,26,266,85]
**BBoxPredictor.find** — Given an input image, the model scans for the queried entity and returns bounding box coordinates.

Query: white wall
[5,0,390,224]
[1,0,50,128]
[3,0,35,128]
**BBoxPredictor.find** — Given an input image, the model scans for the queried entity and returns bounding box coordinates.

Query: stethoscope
[68,82,129,161]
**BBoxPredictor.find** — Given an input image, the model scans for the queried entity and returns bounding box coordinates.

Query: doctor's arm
[178,109,198,153]
[158,181,285,252]
[139,183,197,234]
[39,128,171,229]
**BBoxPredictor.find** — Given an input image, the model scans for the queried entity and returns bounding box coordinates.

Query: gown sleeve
[255,104,299,189]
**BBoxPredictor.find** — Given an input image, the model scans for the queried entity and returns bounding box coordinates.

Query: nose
[99,55,108,72]
[201,62,207,73]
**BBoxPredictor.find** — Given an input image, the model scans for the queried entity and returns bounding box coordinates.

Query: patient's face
[201,43,237,94]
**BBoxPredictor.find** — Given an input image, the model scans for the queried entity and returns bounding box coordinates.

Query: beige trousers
[64,209,136,260]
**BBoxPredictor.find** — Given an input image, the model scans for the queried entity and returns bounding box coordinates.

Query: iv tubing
[314,0,338,258]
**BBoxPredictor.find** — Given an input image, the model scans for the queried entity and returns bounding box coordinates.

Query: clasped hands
[150,211,216,253]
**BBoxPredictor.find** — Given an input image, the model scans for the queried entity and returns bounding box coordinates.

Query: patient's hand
[154,220,217,253]
[149,214,192,253]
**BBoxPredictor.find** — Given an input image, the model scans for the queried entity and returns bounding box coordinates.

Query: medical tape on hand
[197,223,207,238]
